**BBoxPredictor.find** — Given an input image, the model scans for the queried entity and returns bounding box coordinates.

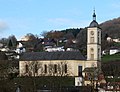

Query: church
[19,10,101,85]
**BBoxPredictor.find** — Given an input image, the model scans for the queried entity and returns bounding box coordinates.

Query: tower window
[90,37,94,43]
[98,48,100,59]
[91,54,94,60]
[98,32,100,44]
[90,48,94,53]
[91,31,94,35]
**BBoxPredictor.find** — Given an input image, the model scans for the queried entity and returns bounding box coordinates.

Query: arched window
[25,64,29,73]
[65,64,67,73]
[44,64,47,73]
[54,64,57,73]
[35,64,38,73]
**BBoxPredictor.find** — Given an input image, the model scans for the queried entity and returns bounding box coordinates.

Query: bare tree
[24,61,44,92]
[0,60,9,79]
[40,31,48,38]
[48,63,54,76]
[47,61,71,76]
[57,61,71,76]
[24,61,44,76]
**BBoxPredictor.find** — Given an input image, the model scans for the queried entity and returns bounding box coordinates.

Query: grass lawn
[102,53,120,62]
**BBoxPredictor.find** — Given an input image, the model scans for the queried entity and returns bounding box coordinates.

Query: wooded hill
[61,17,120,39]
[61,17,120,51]
[100,17,120,38]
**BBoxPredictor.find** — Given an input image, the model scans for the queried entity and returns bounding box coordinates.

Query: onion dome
[89,9,99,27]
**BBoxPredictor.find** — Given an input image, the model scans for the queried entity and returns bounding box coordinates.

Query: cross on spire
[93,8,96,21]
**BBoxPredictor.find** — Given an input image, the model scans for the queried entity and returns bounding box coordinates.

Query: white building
[44,46,65,52]
[109,48,120,55]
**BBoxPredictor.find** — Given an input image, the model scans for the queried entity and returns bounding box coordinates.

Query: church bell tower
[87,10,101,65]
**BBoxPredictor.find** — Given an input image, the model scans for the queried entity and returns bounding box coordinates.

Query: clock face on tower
[91,31,94,35]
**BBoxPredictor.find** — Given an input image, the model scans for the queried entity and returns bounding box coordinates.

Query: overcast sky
[0,0,120,39]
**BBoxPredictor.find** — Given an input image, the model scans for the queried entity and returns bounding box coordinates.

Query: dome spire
[93,8,96,21]
[89,9,99,27]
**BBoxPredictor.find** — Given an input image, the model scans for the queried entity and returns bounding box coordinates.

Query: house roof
[20,51,86,61]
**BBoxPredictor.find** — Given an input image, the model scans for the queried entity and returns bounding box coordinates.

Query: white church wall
[19,60,86,77]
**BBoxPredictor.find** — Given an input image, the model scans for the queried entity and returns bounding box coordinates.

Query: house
[113,38,120,43]
[15,42,26,54]
[44,46,65,52]
[107,37,120,43]
[109,47,120,55]
[0,43,3,48]
[102,47,120,55]
[19,10,102,86]
[107,37,112,42]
